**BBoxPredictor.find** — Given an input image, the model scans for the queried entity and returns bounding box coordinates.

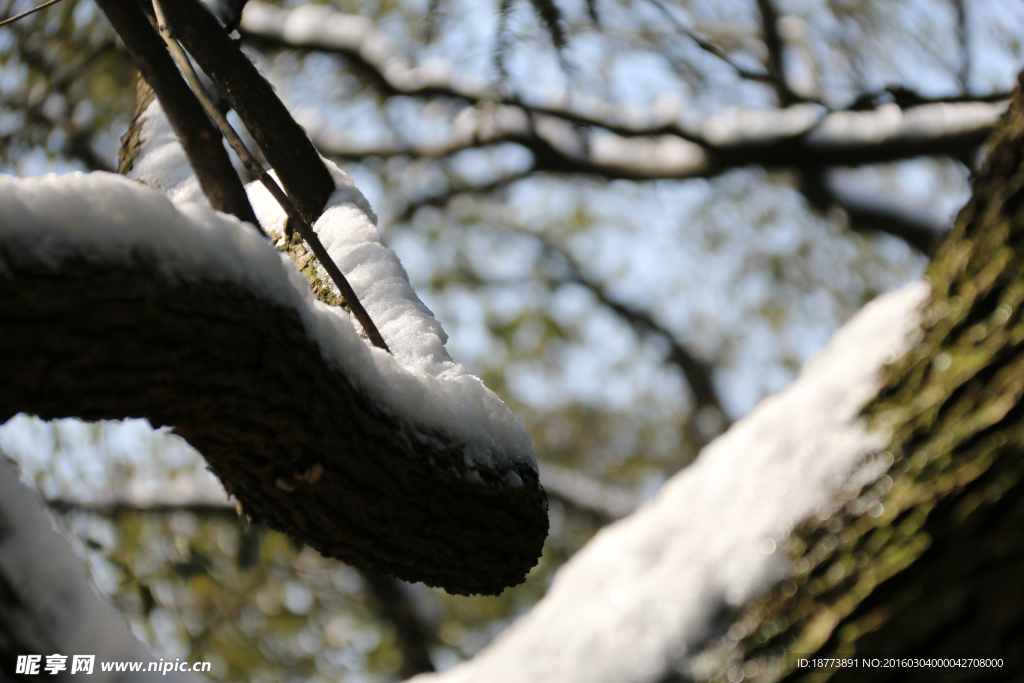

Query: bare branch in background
[492,0,515,84]
[755,0,800,106]
[533,234,730,432]
[239,0,1008,214]
[8,35,119,171]
[316,101,1003,186]
[392,170,533,225]
[422,0,445,43]
[94,0,260,227]
[44,491,437,678]
[799,171,945,255]
[0,0,64,28]
[362,573,436,678]
[641,0,776,86]
[540,462,640,522]
[954,0,971,94]
[844,84,1011,111]
[384,129,958,255]
[527,0,567,52]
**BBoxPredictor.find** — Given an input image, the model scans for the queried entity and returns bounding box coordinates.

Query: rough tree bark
[0,0,548,597]
[0,174,547,596]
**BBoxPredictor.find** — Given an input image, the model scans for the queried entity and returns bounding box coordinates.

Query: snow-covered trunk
[0,457,204,683]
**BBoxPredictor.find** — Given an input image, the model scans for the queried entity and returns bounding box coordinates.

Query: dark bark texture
[0,245,547,596]
[684,76,1024,682]
[95,0,258,228]
[155,0,336,225]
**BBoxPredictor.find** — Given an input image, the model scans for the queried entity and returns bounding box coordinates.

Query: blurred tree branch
[639,0,777,87]
[45,492,439,678]
[799,171,945,255]
[540,462,641,522]
[235,0,1005,256]
[532,233,730,431]
[754,0,800,106]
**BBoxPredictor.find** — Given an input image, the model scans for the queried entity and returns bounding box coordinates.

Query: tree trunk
[712,74,1024,682]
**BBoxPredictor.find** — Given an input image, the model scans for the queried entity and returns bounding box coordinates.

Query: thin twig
[0,0,64,27]
[954,0,970,94]
[151,0,389,353]
[642,0,774,86]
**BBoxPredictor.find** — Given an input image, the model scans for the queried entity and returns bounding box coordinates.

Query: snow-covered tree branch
[0,170,546,596]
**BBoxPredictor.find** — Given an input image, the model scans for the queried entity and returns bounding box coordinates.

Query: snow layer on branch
[808,101,1009,146]
[0,457,204,683]
[414,281,929,683]
[124,100,207,206]
[0,172,535,471]
[246,160,462,378]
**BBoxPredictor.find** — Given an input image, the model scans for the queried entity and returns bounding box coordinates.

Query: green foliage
[0,0,135,172]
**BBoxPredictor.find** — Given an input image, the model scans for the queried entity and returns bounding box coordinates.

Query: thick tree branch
[409,283,930,683]
[0,176,547,595]
[94,0,259,227]
[711,74,1024,681]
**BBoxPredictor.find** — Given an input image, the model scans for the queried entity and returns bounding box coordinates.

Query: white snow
[808,101,1009,146]
[590,133,707,177]
[413,281,929,683]
[246,161,466,379]
[0,459,205,683]
[0,171,536,472]
[701,104,824,146]
[125,99,208,206]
